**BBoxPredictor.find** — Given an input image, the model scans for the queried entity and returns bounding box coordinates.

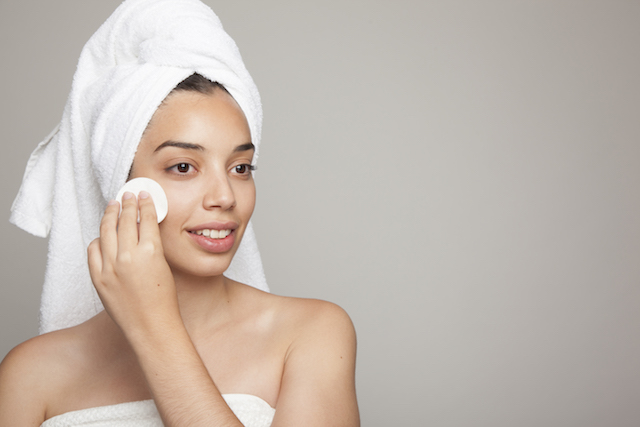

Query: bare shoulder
[278,296,356,342]
[0,326,85,425]
[1,326,85,387]
[234,282,356,345]
[260,294,360,425]
[281,297,358,383]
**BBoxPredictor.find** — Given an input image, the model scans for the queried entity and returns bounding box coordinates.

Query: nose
[202,172,236,210]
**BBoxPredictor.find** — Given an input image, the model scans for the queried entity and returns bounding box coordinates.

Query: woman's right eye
[168,163,194,174]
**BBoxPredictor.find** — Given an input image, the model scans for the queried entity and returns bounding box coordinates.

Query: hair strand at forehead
[171,73,227,95]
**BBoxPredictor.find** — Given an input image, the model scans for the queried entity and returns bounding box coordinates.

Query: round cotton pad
[115,177,168,223]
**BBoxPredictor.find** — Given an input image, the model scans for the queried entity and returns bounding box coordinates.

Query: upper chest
[46,314,289,418]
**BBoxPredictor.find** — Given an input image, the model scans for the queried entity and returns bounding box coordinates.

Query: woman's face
[129,88,255,280]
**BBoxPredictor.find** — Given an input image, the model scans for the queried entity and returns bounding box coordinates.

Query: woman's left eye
[234,164,255,175]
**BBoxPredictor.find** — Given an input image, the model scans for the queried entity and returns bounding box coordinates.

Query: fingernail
[123,191,134,200]
[108,199,119,206]
[139,190,150,199]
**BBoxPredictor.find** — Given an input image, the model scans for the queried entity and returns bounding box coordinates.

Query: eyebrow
[234,142,255,153]
[153,141,255,153]
[154,141,205,152]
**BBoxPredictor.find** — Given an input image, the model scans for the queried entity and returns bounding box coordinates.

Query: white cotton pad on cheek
[115,177,168,223]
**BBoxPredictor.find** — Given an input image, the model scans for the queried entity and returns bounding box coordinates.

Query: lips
[190,228,232,239]
[187,222,238,253]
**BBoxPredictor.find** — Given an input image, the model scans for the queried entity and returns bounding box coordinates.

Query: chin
[168,254,235,279]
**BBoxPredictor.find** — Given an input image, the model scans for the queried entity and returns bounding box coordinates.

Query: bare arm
[0,340,50,427]
[271,301,360,427]
[125,319,243,426]
[88,193,243,426]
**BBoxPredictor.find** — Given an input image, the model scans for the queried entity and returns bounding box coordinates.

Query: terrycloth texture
[10,0,268,334]
[40,394,276,427]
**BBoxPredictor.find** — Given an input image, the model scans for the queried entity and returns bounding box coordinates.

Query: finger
[118,191,140,250]
[99,199,120,262]
[87,238,103,285]
[138,190,161,243]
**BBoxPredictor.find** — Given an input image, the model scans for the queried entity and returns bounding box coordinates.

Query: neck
[96,271,233,350]
[172,269,233,337]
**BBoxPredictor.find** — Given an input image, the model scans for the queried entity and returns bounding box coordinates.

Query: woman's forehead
[134,90,255,168]
[135,90,251,158]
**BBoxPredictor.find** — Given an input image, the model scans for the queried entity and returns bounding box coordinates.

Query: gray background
[1,1,639,426]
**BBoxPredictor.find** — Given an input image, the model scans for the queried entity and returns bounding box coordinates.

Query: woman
[0,1,359,426]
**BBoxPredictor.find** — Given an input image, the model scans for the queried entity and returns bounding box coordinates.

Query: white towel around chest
[40,394,275,427]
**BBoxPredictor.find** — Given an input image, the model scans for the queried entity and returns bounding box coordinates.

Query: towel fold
[10,0,268,334]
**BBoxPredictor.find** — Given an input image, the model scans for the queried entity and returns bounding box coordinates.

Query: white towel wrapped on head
[10,0,268,335]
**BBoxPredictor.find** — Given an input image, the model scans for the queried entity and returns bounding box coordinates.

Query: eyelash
[234,164,257,175]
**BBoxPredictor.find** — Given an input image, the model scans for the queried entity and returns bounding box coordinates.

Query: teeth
[193,229,231,239]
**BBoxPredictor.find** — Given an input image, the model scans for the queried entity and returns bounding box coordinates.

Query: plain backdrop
[1,1,639,426]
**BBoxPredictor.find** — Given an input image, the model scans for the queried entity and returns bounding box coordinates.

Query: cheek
[236,182,256,218]
[157,185,199,235]
[164,181,201,213]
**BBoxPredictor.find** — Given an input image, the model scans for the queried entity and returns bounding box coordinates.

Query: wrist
[121,306,187,353]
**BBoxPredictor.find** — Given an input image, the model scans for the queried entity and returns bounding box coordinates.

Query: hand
[88,191,180,338]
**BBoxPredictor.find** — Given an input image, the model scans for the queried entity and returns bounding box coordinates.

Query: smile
[188,228,236,253]
[189,229,232,239]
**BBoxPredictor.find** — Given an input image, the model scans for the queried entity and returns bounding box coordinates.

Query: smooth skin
[0,89,359,426]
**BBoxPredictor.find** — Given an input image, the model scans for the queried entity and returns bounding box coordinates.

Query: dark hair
[171,73,225,95]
